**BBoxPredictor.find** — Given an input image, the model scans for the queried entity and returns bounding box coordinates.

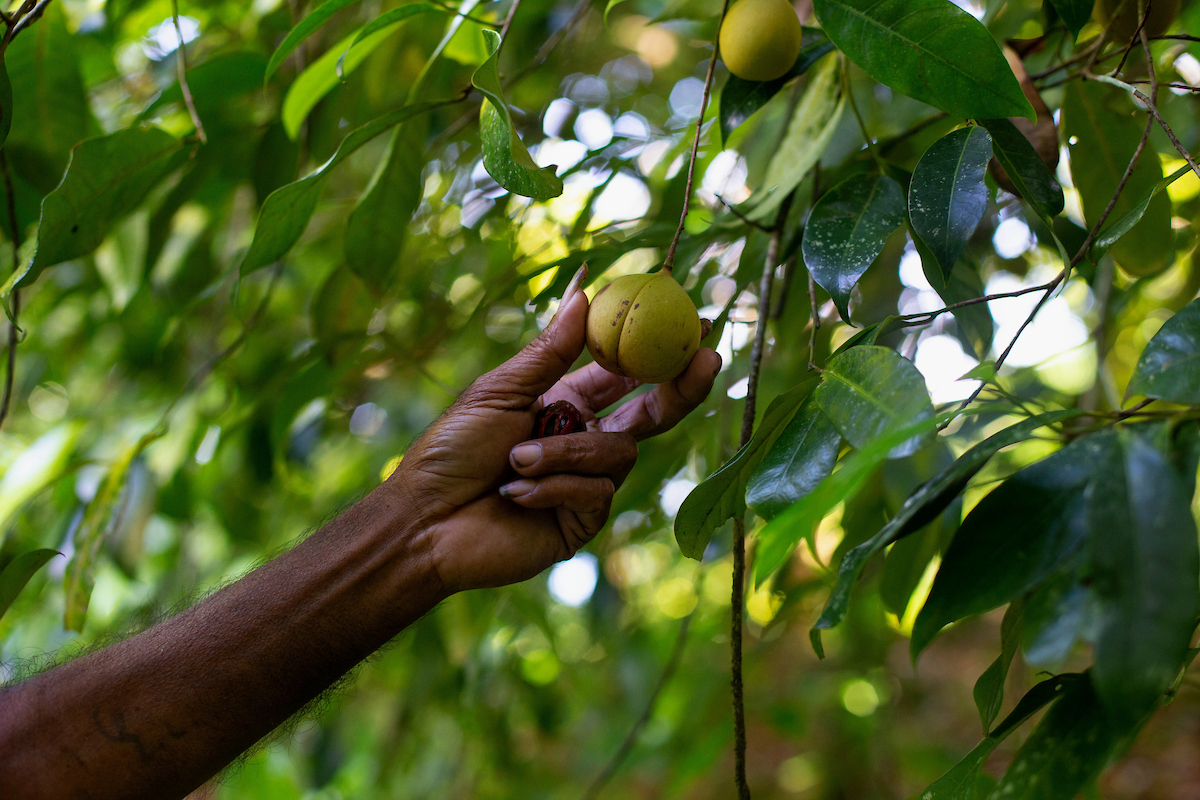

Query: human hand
[393,267,721,593]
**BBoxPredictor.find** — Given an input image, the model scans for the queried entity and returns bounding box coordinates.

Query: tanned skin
[0,268,722,800]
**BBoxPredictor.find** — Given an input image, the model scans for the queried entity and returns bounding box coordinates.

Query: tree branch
[172,0,207,145]
[0,149,20,433]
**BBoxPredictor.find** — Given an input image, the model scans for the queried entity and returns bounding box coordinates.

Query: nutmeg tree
[2,0,1200,798]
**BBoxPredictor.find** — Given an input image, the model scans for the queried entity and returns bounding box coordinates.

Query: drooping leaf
[1048,0,1096,37]
[344,118,428,291]
[15,127,183,291]
[745,397,842,520]
[1088,428,1200,728]
[1090,165,1191,262]
[265,0,360,84]
[240,101,446,275]
[980,117,1065,220]
[811,0,1034,121]
[814,345,934,459]
[1062,81,1171,277]
[0,423,84,535]
[911,434,1105,659]
[909,126,993,281]
[974,600,1024,734]
[674,380,818,559]
[811,411,1080,654]
[718,31,834,144]
[746,53,844,222]
[803,173,906,321]
[0,549,61,623]
[472,30,563,200]
[1128,298,1200,404]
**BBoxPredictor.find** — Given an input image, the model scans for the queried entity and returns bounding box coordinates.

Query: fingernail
[510,442,542,468]
[500,479,535,499]
[560,264,588,310]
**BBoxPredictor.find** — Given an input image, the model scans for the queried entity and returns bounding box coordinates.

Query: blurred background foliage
[1,0,1200,797]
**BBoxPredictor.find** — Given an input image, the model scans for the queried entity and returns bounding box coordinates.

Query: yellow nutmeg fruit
[1094,0,1180,40]
[719,0,803,83]
[585,271,701,384]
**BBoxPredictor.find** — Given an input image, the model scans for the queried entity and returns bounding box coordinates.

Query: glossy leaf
[0,423,84,535]
[814,346,934,459]
[921,249,994,359]
[980,117,1065,220]
[909,126,992,281]
[1089,428,1200,728]
[912,435,1104,658]
[718,31,834,144]
[241,101,445,275]
[1020,557,1090,668]
[811,411,1080,653]
[17,127,183,290]
[1062,81,1171,276]
[472,30,563,200]
[1048,0,1096,37]
[974,600,1023,734]
[803,174,905,321]
[338,4,442,75]
[265,0,360,84]
[675,380,818,559]
[0,549,60,622]
[746,54,843,222]
[811,0,1033,120]
[745,397,842,520]
[1128,298,1200,404]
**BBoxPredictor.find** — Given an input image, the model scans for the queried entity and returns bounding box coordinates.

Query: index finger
[599,348,722,440]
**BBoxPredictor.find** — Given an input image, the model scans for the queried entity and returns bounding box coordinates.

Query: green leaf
[980,117,1065,220]
[240,100,445,275]
[674,380,818,559]
[718,31,834,144]
[985,677,1120,800]
[746,53,844,222]
[16,127,183,290]
[810,411,1079,653]
[1129,298,1200,404]
[282,23,403,139]
[912,434,1104,659]
[802,173,906,321]
[338,4,445,78]
[344,118,428,291]
[265,0,360,84]
[64,430,162,632]
[974,600,1023,734]
[604,0,630,25]
[472,30,564,201]
[1048,0,1095,37]
[921,252,994,360]
[1062,81,1171,277]
[811,0,1034,120]
[814,345,934,460]
[139,52,268,120]
[0,549,60,623]
[0,422,83,535]
[909,126,993,281]
[1088,428,1200,728]
[0,61,11,150]
[1092,165,1193,263]
[745,397,842,520]
[1020,556,1090,668]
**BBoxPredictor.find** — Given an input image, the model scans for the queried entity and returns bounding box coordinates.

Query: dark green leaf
[15,127,183,291]
[265,0,360,84]
[1062,81,1171,277]
[909,126,993,280]
[814,345,934,459]
[472,30,563,200]
[920,250,994,359]
[811,0,1034,120]
[1090,165,1191,262]
[240,101,445,275]
[0,62,11,150]
[745,397,842,520]
[1048,0,1095,37]
[718,31,834,144]
[0,549,60,622]
[980,117,1065,219]
[912,435,1104,658]
[337,4,442,75]
[1021,554,1090,668]
[344,119,428,291]
[974,600,1023,734]
[1129,297,1200,403]
[802,173,906,321]
[811,411,1080,652]
[1088,428,1200,727]
[140,52,268,120]
[674,380,818,559]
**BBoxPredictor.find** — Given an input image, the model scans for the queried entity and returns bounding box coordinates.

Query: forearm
[0,482,447,800]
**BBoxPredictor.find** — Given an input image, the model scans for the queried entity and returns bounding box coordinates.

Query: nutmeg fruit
[719,0,804,83]
[585,271,701,384]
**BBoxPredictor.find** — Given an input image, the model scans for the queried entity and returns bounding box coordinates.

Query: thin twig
[841,55,885,172]
[807,270,820,372]
[1089,73,1200,180]
[497,0,523,44]
[171,0,206,145]
[0,150,20,432]
[662,0,734,274]
[581,612,694,800]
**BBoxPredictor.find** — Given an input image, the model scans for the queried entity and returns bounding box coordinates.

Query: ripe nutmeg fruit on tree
[585,270,701,384]
[718,0,804,82]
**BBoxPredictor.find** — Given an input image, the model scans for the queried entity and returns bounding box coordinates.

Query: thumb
[477,267,589,404]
